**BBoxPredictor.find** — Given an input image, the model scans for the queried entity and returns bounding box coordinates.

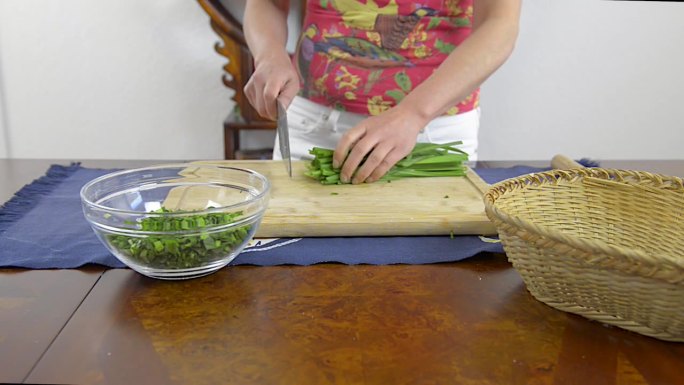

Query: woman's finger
[352,143,393,184]
[245,76,269,119]
[262,81,282,120]
[340,135,376,184]
[364,148,407,183]
[243,79,257,114]
[333,124,366,170]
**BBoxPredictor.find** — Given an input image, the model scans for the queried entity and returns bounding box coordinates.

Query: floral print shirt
[294,0,479,116]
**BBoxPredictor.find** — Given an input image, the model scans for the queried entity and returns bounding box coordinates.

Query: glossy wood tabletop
[0,268,103,383]
[2,159,684,385]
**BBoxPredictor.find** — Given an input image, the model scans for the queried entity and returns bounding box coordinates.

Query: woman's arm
[243,0,300,120]
[333,0,522,184]
[401,0,521,120]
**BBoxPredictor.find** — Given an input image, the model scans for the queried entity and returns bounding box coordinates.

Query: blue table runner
[0,163,552,269]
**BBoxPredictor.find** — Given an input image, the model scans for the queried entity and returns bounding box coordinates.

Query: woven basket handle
[551,154,584,170]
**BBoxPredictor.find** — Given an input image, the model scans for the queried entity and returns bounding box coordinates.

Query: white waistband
[288,96,479,129]
[288,97,364,127]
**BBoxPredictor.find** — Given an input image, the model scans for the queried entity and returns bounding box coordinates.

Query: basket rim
[484,168,684,284]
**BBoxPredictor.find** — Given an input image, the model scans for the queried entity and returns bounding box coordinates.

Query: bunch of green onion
[305,141,469,184]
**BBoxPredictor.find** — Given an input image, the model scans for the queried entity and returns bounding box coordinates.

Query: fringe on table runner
[0,163,82,236]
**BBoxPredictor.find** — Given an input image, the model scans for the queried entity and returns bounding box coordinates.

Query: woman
[243,0,521,184]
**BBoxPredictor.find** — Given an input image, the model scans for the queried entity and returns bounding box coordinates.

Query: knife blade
[276,99,292,177]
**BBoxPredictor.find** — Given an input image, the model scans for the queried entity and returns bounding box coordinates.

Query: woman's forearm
[243,0,291,63]
[400,0,521,121]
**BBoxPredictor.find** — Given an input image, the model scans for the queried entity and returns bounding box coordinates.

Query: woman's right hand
[244,50,300,121]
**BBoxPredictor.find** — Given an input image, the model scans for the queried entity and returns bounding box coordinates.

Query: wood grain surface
[0,268,103,383]
[194,160,497,237]
[25,255,684,385]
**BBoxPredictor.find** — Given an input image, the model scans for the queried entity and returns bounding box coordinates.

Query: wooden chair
[197,0,304,159]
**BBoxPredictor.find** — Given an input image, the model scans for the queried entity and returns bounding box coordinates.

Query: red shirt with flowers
[294,0,479,116]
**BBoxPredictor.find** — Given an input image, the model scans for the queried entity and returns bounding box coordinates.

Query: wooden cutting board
[195,160,496,237]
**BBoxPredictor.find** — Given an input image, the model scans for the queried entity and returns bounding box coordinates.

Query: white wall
[0,24,9,158]
[479,0,684,160]
[0,70,8,158]
[0,0,682,161]
[0,0,230,160]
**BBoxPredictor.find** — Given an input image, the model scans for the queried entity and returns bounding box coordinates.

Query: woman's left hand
[332,106,428,184]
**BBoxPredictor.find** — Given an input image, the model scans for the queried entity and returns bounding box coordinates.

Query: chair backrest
[197,0,304,124]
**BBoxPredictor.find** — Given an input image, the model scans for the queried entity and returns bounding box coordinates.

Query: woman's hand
[244,50,300,121]
[332,106,428,184]
[243,0,298,120]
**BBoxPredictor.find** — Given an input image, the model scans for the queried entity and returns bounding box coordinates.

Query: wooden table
[1,159,683,385]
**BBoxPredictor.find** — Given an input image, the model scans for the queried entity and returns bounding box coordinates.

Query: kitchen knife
[276,99,292,177]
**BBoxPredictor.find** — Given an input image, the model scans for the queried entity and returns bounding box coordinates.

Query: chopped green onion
[106,208,250,269]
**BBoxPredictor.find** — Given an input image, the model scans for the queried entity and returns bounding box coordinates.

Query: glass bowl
[80,164,270,280]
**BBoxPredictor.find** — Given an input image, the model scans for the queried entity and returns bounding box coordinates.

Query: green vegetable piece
[203,235,216,250]
[106,208,250,269]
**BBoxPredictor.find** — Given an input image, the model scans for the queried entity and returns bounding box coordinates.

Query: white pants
[273,96,480,161]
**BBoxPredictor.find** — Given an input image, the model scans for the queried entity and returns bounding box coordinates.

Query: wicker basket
[484,168,684,342]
